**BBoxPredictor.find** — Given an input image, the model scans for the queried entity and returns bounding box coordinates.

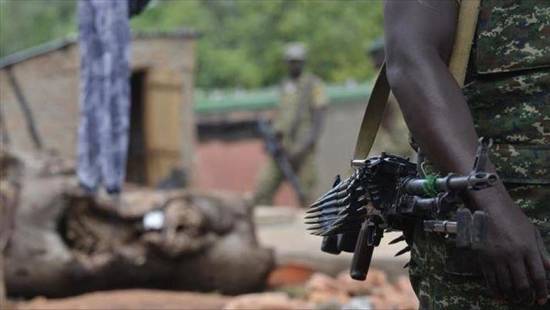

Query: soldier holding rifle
[308,1,549,309]
[254,43,328,206]
[384,0,550,308]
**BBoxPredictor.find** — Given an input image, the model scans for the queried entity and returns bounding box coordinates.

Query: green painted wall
[194,82,372,114]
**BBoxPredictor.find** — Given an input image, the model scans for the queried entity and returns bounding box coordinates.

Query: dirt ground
[15,290,229,310]
[10,267,418,310]
[6,207,417,310]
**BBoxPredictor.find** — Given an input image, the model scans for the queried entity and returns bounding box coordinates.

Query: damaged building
[0,30,198,187]
[0,31,382,204]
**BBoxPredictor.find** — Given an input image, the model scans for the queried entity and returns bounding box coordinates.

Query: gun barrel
[423,220,457,234]
[412,196,441,211]
[404,172,498,196]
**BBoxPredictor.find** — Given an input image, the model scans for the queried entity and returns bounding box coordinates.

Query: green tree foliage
[0,0,383,89]
[0,0,76,59]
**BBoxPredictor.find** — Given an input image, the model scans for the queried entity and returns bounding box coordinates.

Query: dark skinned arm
[384,0,549,304]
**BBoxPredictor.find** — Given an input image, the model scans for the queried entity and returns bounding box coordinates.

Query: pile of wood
[2,151,274,298]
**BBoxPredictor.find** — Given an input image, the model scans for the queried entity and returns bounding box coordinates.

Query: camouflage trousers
[253,152,317,206]
[410,184,550,310]
[77,0,131,193]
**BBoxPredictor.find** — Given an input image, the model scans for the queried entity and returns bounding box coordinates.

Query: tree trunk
[4,169,273,298]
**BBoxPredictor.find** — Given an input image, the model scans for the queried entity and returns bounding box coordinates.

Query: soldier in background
[253,43,328,206]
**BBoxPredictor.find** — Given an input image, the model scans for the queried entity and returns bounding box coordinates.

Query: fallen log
[3,154,273,298]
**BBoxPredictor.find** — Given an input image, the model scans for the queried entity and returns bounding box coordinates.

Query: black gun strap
[353,64,390,160]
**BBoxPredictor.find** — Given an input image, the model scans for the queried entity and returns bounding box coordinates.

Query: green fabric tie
[423,174,439,197]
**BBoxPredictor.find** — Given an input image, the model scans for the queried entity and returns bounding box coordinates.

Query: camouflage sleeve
[271,86,286,134]
[311,79,328,109]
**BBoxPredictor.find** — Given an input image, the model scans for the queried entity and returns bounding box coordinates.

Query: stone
[267,263,315,288]
[336,269,388,296]
[368,282,418,310]
[224,292,312,310]
[342,296,373,310]
[305,273,349,305]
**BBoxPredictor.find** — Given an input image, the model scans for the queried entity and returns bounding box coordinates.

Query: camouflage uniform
[410,0,550,309]
[254,73,328,205]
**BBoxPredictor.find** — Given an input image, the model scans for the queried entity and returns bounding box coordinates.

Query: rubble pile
[225,269,419,310]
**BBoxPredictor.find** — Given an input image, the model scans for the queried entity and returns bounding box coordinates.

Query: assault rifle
[305,138,497,280]
[257,118,307,206]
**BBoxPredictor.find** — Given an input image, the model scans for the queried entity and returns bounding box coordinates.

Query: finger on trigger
[483,267,500,298]
[535,230,550,270]
[496,264,513,299]
[509,260,532,302]
[525,253,548,305]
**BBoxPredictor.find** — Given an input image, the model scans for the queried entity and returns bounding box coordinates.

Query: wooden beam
[0,97,10,146]
[5,67,43,150]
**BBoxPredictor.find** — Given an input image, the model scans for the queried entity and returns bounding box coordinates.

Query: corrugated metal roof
[0,37,76,69]
[0,29,198,69]
[194,81,372,114]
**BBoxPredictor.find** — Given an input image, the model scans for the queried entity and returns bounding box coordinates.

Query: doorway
[125,68,186,188]
[126,70,147,185]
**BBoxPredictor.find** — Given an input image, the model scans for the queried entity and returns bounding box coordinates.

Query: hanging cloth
[77,0,131,194]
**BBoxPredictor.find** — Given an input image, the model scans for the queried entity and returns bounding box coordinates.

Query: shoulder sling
[352,0,481,160]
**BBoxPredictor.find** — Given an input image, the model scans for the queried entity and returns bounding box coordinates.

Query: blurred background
[0,1,416,309]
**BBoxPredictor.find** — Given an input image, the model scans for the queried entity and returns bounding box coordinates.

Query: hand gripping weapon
[305,138,497,280]
[257,118,308,206]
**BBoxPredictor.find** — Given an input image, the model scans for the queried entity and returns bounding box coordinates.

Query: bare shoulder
[384,0,459,61]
